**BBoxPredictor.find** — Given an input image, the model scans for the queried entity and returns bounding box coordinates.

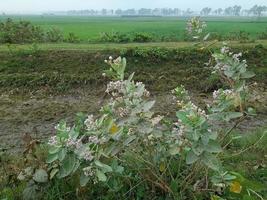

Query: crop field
[0,11,267,200]
[1,15,267,41]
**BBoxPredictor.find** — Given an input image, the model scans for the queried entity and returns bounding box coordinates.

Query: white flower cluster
[232,52,243,62]
[83,166,95,177]
[183,101,208,118]
[85,115,96,131]
[54,124,71,132]
[151,115,164,126]
[220,46,230,54]
[66,137,81,148]
[104,56,122,65]
[48,136,58,146]
[80,150,94,161]
[173,120,186,137]
[106,80,150,99]
[105,80,124,94]
[186,17,207,36]
[117,107,129,117]
[215,46,247,74]
[213,89,234,99]
[143,89,150,98]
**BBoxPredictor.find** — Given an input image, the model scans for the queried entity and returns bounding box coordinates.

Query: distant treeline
[51,5,267,17]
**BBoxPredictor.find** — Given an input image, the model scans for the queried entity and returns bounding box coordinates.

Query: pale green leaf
[80,172,90,187]
[33,169,48,183]
[186,150,199,164]
[96,170,107,182]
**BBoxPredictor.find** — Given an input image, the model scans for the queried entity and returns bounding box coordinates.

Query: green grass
[0,16,267,41]
[0,45,266,94]
[1,127,266,199]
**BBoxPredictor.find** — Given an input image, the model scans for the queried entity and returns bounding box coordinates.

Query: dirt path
[0,87,266,154]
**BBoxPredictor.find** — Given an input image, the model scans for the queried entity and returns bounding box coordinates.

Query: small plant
[0,18,44,44]
[99,31,131,43]
[186,16,208,41]
[12,17,265,200]
[225,31,253,43]
[132,32,153,42]
[65,32,80,43]
[46,27,64,43]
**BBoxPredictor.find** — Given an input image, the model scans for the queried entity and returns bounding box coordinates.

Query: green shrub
[258,29,267,40]
[45,27,64,43]
[225,31,252,43]
[0,18,44,44]
[132,32,153,42]
[65,32,80,43]
[99,31,131,43]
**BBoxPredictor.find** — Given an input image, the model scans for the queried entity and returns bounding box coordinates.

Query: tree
[173,8,181,16]
[115,9,122,15]
[214,8,223,15]
[224,7,234,16]
[101,9,107,16]
[201,7,212,16]
[184,8,193,16]
[152,8,161,16]
[124,9,136,15]
[250,5,267,17]
[232,5,242,16]
[138,8,152,15]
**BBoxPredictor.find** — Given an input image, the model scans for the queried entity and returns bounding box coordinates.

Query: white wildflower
[48,136,57,146]
[85,115,95,131]
[151,115,164,126]
[83,166,94,177]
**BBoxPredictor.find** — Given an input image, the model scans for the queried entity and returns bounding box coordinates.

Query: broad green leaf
[69,127,79,139]
[169,145,181,156]
[48,146,61,154]
[115,166,124,174]
[176,111,191,125]
[72,160,80,174]
[58,148,67,162]
[241,71,255,79]
[202,152,221,171]
[33,169,48,183]
[49,168,59,180]
[96,170,107,182]
[225,112,243,121]
[47,153,58,164]
[23,184,38,200]
[142,101,155,112]
[80,172,90,187]
[192,144,204,156]
[186,150,199,164]
[209,131,218,140]
[58,154,77,178]
[224,70,235,78]
[95,160,113,173]
[205,141,222,153]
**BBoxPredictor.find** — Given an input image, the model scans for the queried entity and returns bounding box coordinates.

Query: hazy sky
[0,0,266,13]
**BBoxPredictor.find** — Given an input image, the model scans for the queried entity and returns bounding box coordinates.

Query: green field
[1,15,267,42]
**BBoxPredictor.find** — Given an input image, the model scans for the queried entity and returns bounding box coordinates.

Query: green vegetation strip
[0,44,266,93]
[1,16,267,41]
[1,40,267,51]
